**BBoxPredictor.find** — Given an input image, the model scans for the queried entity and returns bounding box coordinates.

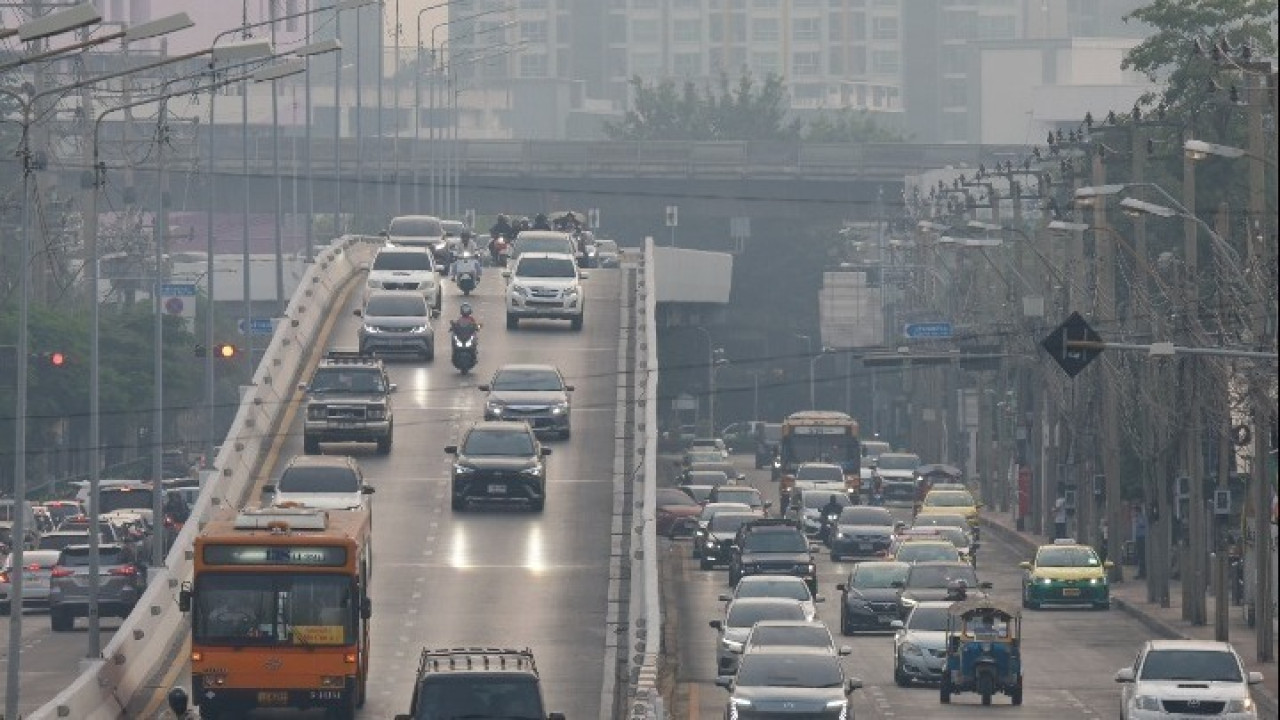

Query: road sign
[588,208,600,228]
[665,205,678,227]
[463,208,476,229]
[238,317,275,336]
[903,322,953,339]
[1041,311,1102,377]
[159,282,197,319]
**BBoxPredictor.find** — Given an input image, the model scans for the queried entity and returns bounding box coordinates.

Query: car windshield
[876,454,920,471]
[492,368,564,391]
[897,544,959,563]
[463,429,536,456]
[803,493,851,510]
[365,294,428,317]
[1037,546,1100,567]
[279,467,359,494]
[795,465,843,482]
[308,368,385,394]
[411,676,544,720]
[372,251,432,271]
[735,654,843,688]
[714,489,760,506]
[709,513,756,532]
[726,601,806,628]
[861,441,891,459]
[750,625,829,649]
[657,489,700,507]
[742,532,808,553]
[839,507,893,525]
[699,503,751,521]
[685,451,724,464]
[905,606,950,632]
[906,565,978,588]
[516,257,577,278]
[936,527,971,548]
[924,491,975,507]
[389,217,442,236]
[850,563,910,589]
[99,488,154,513]
[736,579,811,602]
[1139,649,1243,682]
[914,514,967,528]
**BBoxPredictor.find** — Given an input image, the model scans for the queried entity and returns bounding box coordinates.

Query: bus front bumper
[193,676,357,712]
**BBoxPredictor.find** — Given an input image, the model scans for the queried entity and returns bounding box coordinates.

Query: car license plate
[23,572,38,583]
[488,484,507,494]
[336,421,356,429]
[857,543,872,551]
[1062,588,1080,597]
[257,691,288,706]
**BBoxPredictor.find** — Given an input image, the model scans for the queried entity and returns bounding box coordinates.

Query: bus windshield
[782,433,856,466]
[194,573,355,646]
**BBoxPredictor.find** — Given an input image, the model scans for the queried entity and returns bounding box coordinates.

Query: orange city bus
[179,506,372,719]
[776,410,863,510]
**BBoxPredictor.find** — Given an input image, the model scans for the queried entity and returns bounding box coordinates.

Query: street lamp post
[809,348,833,409]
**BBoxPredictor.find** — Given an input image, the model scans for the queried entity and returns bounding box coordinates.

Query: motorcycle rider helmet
[460,302,473,317]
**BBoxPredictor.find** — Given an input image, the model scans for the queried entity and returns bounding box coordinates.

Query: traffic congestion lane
[133,264,626,719]
[665,455,1181,720]
[0,614,119,717]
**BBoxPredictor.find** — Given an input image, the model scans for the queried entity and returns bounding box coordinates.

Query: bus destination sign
[204,545,347,567]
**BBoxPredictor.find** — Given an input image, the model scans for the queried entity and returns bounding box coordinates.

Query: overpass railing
[29,235,379,720]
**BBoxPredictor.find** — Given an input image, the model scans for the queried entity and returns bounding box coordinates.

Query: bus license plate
[309,690,344,701]
[257,691,288,706]
[488,484,507,494]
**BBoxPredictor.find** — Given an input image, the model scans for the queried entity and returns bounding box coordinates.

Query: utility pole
[1181,127,1207,626]
[1090,148,1124,582]
[151,99,171,569]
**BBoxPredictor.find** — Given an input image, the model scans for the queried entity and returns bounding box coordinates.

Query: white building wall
[979,48,1044,145]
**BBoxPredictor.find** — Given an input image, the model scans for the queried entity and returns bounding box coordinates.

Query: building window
[674,52,702,77]
[520,21,547,43]
[631,18,660,43]
[871,16,897,41]
[630,51,662,75]
[793,51,821,76]
[849,12,865,40]
[753,18,780,42]
[828,13,843,41]
[792,17,821,42]
[751,51,780,75]
[871,49,899,74]
[827,47,844,74]
[977,14,1016,40]
[848,46,866,74]
[519,53,548,77]
[674,18,703,43]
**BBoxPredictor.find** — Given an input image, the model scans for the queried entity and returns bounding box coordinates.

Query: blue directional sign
[159,283,196,296]
[238,317,275,336]
[903,322,954,339]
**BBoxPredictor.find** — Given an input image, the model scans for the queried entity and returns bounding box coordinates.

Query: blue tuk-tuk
[940,598,1023,706]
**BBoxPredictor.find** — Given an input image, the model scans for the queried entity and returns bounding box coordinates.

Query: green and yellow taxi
[917,489,982,527]
[1019,539,1112,610]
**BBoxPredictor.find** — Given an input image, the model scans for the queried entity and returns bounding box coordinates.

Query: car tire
[1011,677,1023,706]
[50,608,73,632]
[530,498,545,512]
[423,345,434,362]
[1094,600,1111,611]
[506,315,518,330]
[940,675,952,704]
[570,315,583,331]
[303,436,320,455]
[728,571,739,587]
[894,660,909,687]
[376,435,392,455]
[451,496,466,512]
[198,704,221,720]
[839,612,853,636]
[699,559,713,571]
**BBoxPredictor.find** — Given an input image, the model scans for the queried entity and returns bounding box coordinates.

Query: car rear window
[389,217,442,236]
[99,488,154,513]
[1140,649,1242,682]
[279,466,359,493]
[365,293,428,317]
[906,565,978,588]
[708,513,755,532]
[726,601,806,628]
[60,547,126,566]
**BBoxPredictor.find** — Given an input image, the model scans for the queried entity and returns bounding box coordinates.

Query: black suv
[446,421,551,511]
[395,647,565,720]
[299,351,396,455]
[728,519,818,593]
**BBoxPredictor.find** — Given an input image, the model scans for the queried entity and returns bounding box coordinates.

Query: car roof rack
[416,647,539,675]
[323,350,378,364]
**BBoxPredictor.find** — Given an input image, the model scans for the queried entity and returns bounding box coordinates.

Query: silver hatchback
[356,290,436,360]
[48,543,144,631]
[0,549,61,614]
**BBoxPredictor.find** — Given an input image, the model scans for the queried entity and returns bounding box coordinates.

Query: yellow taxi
[1019,538,1112,610]
[916,489,982,526]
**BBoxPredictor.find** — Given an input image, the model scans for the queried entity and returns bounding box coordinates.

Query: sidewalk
[982,507,1277,718]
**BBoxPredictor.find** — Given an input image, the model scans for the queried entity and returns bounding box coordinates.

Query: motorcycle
[450,326,478,374]
[456,270,476,295]
[818,510,841,544]
[489,234,512,268]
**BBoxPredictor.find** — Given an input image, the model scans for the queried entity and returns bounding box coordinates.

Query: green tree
[802,107,907,143]
[605,71,801,142]
[1122,0,1276,140]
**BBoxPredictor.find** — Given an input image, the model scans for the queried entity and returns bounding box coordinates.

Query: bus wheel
[330,694,357,720]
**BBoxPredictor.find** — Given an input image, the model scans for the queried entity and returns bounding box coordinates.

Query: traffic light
[214,343,238,360]
[32,351,68,367]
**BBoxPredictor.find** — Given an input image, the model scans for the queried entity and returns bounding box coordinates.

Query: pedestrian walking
[1053,496,1068,540]
[1133,505,1147,579]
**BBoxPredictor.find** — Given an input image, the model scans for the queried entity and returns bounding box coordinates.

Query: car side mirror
[501,270,511,278]
[718,594,732,602]
[565,385,575,391]
[837,645,851,656]
[297,382,308,392]
[836,583,847,592]
[889,620,904,630]
[814,595,825,603]
[353,309,362,317]
[478,385,490,392]
[579,271,590,280]
[431,308,440,319]
[178,582,192,612]
[541,447,552,456]
[709,620,722,630]
[1103,561,1114,569]
[261,484,276,495]
[388,383,398,392]
[1114,668,1135,683]
[1247,672,1263,685]
[1018,561,1032,570]
[444,445,458,455]
[361,486,375,495]
[715,676,733,689]
[379,230,389,237]
[361,597,372,620]
[846,678,863,693]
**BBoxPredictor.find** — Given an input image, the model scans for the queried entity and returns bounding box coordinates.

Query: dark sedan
[828,505,896,561]
[698,512,756,570]
[895,561,988,618]
[836,561,910,635]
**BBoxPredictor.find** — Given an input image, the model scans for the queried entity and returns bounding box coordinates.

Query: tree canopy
[604,72,903,143]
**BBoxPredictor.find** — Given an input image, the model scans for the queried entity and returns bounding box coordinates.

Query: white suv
[1116,640,1264,720]
[503,252,586,330]
[366,245,441,314]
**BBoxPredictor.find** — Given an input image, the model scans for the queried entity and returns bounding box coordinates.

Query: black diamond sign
[1041,311,1102,378]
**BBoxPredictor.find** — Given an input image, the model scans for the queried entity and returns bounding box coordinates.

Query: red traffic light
[48,351,67,367]
[214,343,238,359]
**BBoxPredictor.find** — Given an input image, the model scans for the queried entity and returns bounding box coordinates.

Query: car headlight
[803,563,816,574]
[453,464,476,475]
[550,402,569,415]
[1224,698,1254,713]
[722,639,744,652]
[486,402,505,415]
[836,532,848,539]
[362,324,381,334]
[367,407,387,420]
[511,284,529,297]
[729,697,752,708]
[901,597,918,608]
[1089,576,1105,585]
[1037,576,1054,585]
[520,466,543,477]
[564,286,579,297]
[901,642,923,656]
[825,699,848,710]
[704,539,716,548]
[1132,695,1162,711]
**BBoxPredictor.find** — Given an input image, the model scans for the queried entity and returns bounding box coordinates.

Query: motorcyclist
[820,494,844,520]
[489,214,513,240]
[450,303,479,346]
[450,248,483,283]
[532,212,552,230]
